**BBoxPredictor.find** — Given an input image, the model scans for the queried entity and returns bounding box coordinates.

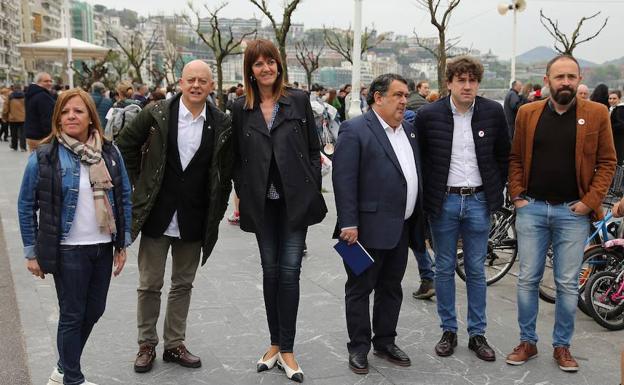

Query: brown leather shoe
[134,343,156,373]
[553,346,578,372]
[163,344,202,368]
[506,342,538,365]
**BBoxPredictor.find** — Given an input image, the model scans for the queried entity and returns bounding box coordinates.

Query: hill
[516,46,597,67]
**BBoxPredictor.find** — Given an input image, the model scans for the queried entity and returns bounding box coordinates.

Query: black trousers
[0,121,8,140]
[344,222,409,354]
[9,122,25,150]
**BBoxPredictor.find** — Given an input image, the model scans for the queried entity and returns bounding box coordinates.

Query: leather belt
[447,186,484,195]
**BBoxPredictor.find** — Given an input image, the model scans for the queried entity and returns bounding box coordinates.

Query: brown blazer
[2,94,25,123]
[508,97,616,219]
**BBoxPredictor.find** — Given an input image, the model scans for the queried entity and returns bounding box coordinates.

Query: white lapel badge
[478,130,485,137]
[578,118,585,125]
[112,160,116,166]
[410,132,415,138]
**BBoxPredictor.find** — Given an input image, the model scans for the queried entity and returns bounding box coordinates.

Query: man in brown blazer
[506,55,616,372]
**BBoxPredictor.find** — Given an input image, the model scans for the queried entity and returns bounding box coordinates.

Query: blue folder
[334,240,375,276]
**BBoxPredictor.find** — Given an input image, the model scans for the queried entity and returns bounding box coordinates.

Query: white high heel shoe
[277,352,304,383]
[256,351,279,372]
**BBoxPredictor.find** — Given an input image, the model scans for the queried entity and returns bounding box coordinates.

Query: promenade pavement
[0,144,621,385]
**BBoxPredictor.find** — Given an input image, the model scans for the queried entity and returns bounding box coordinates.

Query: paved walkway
[0,144,621,385]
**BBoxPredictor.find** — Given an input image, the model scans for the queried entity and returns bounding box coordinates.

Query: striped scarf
[57,131,117,235]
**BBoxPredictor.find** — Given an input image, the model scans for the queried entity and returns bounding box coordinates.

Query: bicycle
[584,264,624,330]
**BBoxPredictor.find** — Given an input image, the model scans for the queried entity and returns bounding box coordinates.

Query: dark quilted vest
[35,140,126,273]
[419,96,509,218]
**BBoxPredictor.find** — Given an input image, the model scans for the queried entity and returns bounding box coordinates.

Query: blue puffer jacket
[17,140,132,272]
[414,95,510,218]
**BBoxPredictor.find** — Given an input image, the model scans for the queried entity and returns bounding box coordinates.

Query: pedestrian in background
[0,87,9,141]
[18,88,132,385]
[507,55,616,372]
[232,38,327,383]
[90,81,113,128]
[24,72,56,152]
[2,84,26,151]
[590,83,610,109]
[609,90,624,164]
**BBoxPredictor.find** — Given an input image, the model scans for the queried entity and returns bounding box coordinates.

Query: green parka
[116,94,233,265]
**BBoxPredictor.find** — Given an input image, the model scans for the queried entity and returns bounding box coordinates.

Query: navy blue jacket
[91,93,113,128]
[415,96,510,218]
[24,84,55,140]
[332,109,425,251]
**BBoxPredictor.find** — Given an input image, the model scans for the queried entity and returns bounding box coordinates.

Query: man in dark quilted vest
[414,56,510,362]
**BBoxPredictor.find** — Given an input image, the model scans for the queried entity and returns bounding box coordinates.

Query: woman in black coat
[231,39,327,383]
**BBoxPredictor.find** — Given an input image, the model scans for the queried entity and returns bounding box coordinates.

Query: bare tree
[539,10,608,56]
[71,51,113,89]
[248,0,302,82]
[185,2,256,111]
[413,0,462,95]
[162,24,187,86]
[323,26,387,64]
[107,29,159,84]
[108,51,130,82]
[294,40,323,89]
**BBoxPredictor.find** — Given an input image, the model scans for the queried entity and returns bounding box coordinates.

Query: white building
[0,0,23,83]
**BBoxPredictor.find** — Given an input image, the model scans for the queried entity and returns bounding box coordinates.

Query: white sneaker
[47,367,63,384]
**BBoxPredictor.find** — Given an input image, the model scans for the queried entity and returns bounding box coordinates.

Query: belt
[447,186,484,195]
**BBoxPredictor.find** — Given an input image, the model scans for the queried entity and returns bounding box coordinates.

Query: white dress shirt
[373,109,418,220]
[164,100,206,238]
[446,98,483,187]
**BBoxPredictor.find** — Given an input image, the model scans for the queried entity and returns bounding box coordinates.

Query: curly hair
[445,56,484,83]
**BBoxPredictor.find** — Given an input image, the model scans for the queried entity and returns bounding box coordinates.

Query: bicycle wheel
[577,247,624,315]
[456,208,517,285]
[583,271,624,331]
[538,251,556,303]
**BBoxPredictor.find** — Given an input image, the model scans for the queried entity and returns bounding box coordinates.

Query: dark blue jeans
[429,191,490,336]
[53,242,113,385]
[255,199,307,353]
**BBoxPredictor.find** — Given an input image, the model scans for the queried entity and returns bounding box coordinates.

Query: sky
[90,0,624,64]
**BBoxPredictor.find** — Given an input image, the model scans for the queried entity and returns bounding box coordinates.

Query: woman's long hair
[590,83,610,109]
[243,39,287,109]
[40,88,104,144]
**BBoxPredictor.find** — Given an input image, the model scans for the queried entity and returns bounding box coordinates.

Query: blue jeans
[515,198,589,347]
[255,199,307,353]
[53,242,113,385]
[413,247,435,281]
[429,191,490,336]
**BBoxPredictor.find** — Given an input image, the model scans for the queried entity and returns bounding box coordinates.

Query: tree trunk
[133,63,143,84]
[437,30,447,97]
[306,71,312,90]
[278,36,289,82]
[216,58,226,111]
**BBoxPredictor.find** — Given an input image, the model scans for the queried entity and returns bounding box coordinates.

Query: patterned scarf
[57,130,117,235]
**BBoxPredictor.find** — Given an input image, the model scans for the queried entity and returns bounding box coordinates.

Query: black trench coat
[232,88,327,233]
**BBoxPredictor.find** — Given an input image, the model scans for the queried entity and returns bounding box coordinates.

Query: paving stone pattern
[0,147,621,385]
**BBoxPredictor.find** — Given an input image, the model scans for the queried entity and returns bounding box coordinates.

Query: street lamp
[497,0,526,87]
[347,0,363,119]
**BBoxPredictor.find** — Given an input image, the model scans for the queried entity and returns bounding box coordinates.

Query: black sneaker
[412,279,435,299]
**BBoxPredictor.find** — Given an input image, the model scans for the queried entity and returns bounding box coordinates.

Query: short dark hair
[611,90,622,99]
[446,56,484,83]
[545,55,580,76]
[416,80,428,90]
[407,79,416,92]
[511,80,519,88]
[366,73,408,106]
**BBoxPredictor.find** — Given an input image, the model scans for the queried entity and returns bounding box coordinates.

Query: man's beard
[551,85,576,105]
